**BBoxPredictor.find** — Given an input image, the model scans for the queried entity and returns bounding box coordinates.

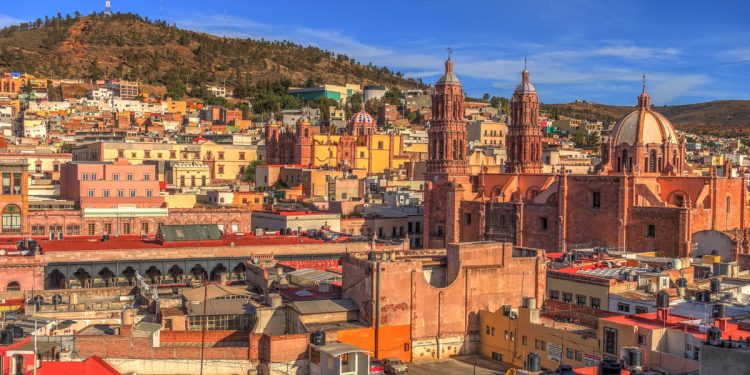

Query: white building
[251,211,341,234]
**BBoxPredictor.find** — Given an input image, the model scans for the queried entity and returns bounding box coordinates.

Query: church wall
[563,176,622,248]
[521,204,559,250]
[626,206,682,254]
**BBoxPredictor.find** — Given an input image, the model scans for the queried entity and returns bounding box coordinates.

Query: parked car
[383,358,408,374]
[369,359,385,375]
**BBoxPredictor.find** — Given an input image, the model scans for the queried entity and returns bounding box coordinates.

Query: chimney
[656,307,670,322]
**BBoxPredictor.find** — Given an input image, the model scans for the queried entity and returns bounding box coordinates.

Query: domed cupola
[349,108,376,136]
[597,79,686,175]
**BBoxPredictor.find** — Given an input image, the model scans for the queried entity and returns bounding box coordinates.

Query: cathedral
[424,57,750,263]
[264,109,408,174]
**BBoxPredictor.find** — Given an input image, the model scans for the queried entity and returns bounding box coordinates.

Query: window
[604,327,618,354]
[91,173,97,180]
[540,217,548,231]
[2,205,21,233]
[378,141,384,149]
[218,152,225,160]
[575,350,582,362]
[144,150,151,158]
[103,223,112,234]
[180,176,186,187]
[635,306,648,314]
[591,297,601,309]
[103,189,110,197]
[126,173,133,181]
[6,281,21,291]
[674,194,685,207]
[31,225,45,235]
[617,303,631,313]
[465,213,472,225]
[239,152,245,160]
[144,173,151,181]
[118,149,124,158]
[112,173,120,181]
[522,335,527,346]
[592,191,601,208]
[563,293,573,303]
[191,176,196,187]
[170,151,177,159]
[486,325,491,335]
[218,165,224,174]
[122,223,131,235]
[117,190,124,197]
[87,223,95,235]
[130,189,137,197]
[576,294,587,306]
[82,173,88,181]
[201,176,207,186]
[87,189,95,197]
[638,334,646,345]
[141,222,149,234]
[646,224,656,238]
[146,189,153,198]
[66,225,80,235]
[567,348,574,359]
[549,290,560,300]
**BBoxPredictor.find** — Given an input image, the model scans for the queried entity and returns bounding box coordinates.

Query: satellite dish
[737,293,750,305]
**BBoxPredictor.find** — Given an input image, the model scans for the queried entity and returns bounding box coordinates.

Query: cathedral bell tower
[423,53,472,249]
[506,63,543,174]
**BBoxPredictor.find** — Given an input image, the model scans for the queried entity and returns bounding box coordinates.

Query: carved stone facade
[422,59,750,262]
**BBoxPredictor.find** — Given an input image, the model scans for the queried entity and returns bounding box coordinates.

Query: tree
[166,79,186,100]
[482,93,491,101]
[244,160,264,182]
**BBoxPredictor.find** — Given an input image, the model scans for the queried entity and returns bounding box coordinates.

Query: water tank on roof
[268,293,282,308]
[710,279,721,294]
[656,290,670,308]
[526,352,541,372]
[676,277,688,288]
[706,326,722,343]
[311,330,326,346]
[600,358,622,375]
[673,258,683,270]
[627,347,642,368]
[713,303,727,319]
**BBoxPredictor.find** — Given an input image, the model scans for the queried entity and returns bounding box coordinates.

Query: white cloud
[0,14,24,28]
[175,14,713,104]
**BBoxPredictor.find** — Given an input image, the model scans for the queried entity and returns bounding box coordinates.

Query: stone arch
[692,230,735,261]
[72,268,93,288]
[45,269,66,290]
[232,262,247,280]
[121,266,136,286]
[97,267,116,287]
[666,190,689,207]
[167,264,185,283]
[145,266,162,284]
[6,281,20,291]
[189,264,207,281]
[525,186,541,201]
[490,185,505,201]
[210,263,228,281]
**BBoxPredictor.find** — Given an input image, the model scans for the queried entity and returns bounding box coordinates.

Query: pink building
[60,159,164,209]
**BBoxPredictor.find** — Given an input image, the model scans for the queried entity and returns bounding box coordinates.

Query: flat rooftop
[37,234,325,252]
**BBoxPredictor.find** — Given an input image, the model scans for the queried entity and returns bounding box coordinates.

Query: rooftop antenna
[642,73,647,91]
[524,57,528,71]
[104,0,113,16]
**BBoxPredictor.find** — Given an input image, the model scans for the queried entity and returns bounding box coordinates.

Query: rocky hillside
[0,13,424,93]
[543,100,750,137]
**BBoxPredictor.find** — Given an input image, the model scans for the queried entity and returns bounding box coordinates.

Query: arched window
[649,150,657,173]
[621,150,629,172]
[2,204,21,233]
[6,281,20,291]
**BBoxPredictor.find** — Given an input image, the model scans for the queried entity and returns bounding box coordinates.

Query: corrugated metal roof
[316,341,368,357]
[288,268,342,284]
[290,299,358,315]
[182,284,252,302]
[157,224,223,242]
[187,299,256,316]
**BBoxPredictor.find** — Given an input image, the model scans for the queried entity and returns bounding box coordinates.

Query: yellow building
[310,133,408,174]
[168,162,211,188]
[71,140,262,181]
[467,120,507,147]
[479,300,601,371]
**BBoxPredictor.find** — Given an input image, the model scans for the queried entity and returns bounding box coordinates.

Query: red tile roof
[34,356,121,375]
[38,234,324,252]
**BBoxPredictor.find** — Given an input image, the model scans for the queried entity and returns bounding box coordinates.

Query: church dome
[350,110,375,125]
[437,57,460,85]
[610,88,678,146]
[514,70,536,93]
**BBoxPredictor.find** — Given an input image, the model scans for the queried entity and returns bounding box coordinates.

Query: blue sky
[1,1,749,105]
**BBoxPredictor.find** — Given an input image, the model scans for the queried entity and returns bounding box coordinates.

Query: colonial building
[264,110,409,174]
[423,59,750,263]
